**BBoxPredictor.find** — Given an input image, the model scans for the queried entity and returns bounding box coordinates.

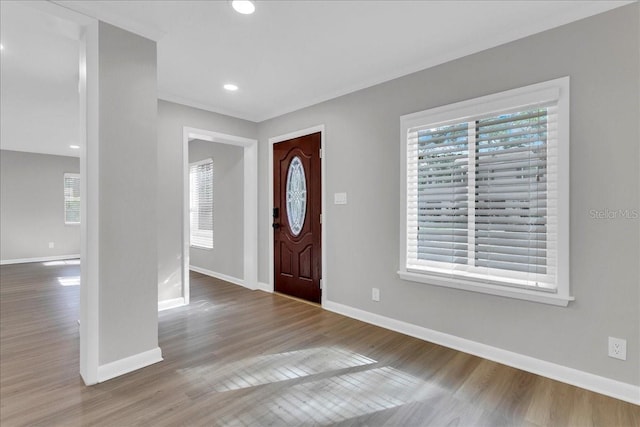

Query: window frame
[399,77,572,306]
[189,158,214,250]
[64,172,81,225]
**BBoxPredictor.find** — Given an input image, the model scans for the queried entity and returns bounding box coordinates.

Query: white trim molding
[182,127,259,307]
[97,347,163,383]
[189,265,246,289]
[80,17,100,387]
[324,300,640,405]
[268,125,327,306]
[0,254,80,266]
[256,282,271,293]
[398,271,573,307]
[159,91,255,123]
[158,297,186,312]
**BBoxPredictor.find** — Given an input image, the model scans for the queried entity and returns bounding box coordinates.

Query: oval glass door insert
[286,156,307,236]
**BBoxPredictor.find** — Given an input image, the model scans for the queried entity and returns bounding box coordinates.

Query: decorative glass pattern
[286,156,307,236]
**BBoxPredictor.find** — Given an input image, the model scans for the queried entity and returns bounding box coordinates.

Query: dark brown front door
[273,132,321,303]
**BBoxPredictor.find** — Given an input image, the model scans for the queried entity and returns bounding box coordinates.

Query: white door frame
[268,125,327,305]
[182,127,258,303]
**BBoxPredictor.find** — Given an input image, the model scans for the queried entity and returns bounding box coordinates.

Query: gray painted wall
[189,139,244,279]
[97,22,158,365]
[257,5,639,385]
[157,100,257,302]
[0,150,80,261]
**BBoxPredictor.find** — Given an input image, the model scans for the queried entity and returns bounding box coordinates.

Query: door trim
[182,127,259,304]
[268,125,326,306]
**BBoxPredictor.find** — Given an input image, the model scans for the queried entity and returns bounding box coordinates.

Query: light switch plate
[334,192,347,205]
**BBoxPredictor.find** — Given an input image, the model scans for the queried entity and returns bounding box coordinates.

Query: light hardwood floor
[1,262,638,426]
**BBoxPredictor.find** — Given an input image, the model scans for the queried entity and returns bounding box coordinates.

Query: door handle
[272,223,280,229]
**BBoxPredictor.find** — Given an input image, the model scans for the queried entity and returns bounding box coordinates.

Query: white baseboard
[256,281,272,292]
[0,254,81,265]
[324,300,640,405]
[158,297,186,312]
[189,265,247,288]
[97,347,163,383]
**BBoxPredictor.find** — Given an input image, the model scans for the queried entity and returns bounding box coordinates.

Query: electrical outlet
[372,288,380,302]
[608,337,627,360]
[48,242,55,249]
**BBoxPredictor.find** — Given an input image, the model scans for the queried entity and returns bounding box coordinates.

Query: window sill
[398,270,574,307]
[190,245,213,251]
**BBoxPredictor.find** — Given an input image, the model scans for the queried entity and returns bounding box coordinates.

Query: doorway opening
[181,127,258,304]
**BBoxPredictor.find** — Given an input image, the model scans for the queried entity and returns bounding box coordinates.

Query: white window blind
[64,173,80,225]
[189,158,213,249]
[400,78,571,305]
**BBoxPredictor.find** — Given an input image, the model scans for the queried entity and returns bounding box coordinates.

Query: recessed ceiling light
[69,145,80,149]
[231,0,255,15]
[0,44,4,51]
[224,83,239,92]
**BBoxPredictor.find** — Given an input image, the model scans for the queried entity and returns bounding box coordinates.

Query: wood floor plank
[1,264,638,426]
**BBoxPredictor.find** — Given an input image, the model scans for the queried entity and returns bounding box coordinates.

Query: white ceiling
[1,1,81,157]
[0,0,631,157]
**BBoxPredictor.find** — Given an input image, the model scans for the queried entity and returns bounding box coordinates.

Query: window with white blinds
[64,173,80,225]
[399,78,571,306]
[189,158,214,249]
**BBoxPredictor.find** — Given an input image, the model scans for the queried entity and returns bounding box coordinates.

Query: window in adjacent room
[64,173,80,225]
[399,77,571,306]
[189,158,214,249]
